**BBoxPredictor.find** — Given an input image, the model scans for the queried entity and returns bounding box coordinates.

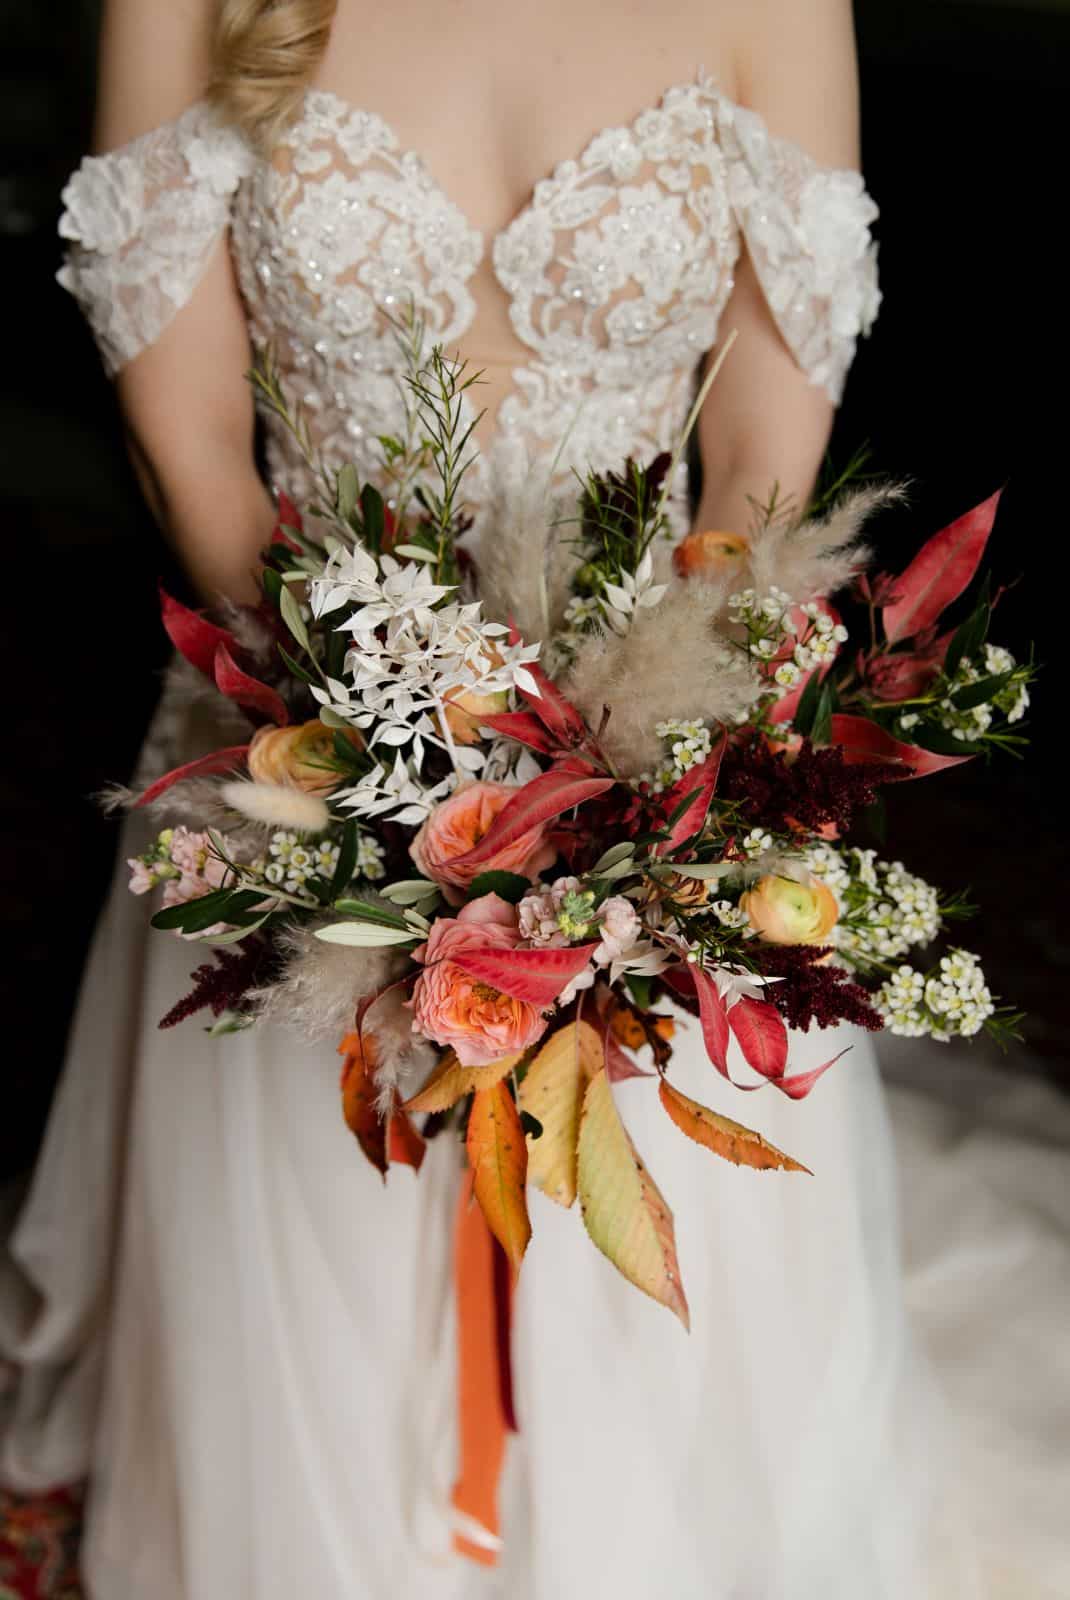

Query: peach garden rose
[411,894,548,1067]
[248,721,362,798]
[409,781,555,896]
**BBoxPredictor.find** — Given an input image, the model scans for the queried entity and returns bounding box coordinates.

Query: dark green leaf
[336,463,359,520]
[625,973,653,1009]
[331,897,410,930]
[810,682,836,747]
[261,567,283,606]
[278,643,317,686]
[360,483,385,551]
[792,666,824,737]
[467,870,531,905]
[910,724,985,756]
[332,729,365,770]
[326,623,348,681]
[151,886,263,933]
[949,670,1014,711]
[944,576,992,678]
[858,796,887,845]
[330,820,358,895]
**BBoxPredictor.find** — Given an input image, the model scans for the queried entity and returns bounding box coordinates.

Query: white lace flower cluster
[931,643,1031,743]
[876,950,994,1039]
[728,589,848,693]
[306,545,542,819]
[807,845,942,964]
[263,831,340,894]
[641,719,713,793]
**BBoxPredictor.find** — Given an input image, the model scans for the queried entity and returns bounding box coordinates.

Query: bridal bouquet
[119,328,1031,1323]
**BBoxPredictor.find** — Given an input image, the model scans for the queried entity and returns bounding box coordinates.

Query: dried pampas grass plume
[219,779,330,833]
[564,579,762,777]
[477,456,558,644]
[745,483,907,607]
[248,925,405,1042]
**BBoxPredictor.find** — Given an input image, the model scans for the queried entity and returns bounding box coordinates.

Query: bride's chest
[229,80,744,386]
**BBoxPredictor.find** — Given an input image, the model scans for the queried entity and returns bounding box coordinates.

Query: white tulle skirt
[0,806,1042,1598]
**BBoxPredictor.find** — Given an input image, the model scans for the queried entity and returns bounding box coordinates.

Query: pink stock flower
[127,859,157,896]
[410,781,555,898]
[411,894,549,1067]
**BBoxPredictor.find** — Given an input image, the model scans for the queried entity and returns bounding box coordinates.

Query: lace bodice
[58,74,880,533]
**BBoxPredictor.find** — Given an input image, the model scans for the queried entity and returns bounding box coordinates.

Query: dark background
[0,1,1062,1178]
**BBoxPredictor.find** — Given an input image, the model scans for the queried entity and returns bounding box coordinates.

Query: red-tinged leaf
[657,738,725,855]
[159,585,239,678]
[727,996,789,1081]
[605,1034,655,1081]
[882,489,1003,643]
[338,1031,387,1179]
[690,964,731,1077]
[774,1047,852,1100]
[213,642,290,726]
[829,714,973,779]
[467,1079,531,1276]
[272,491,304,552]
[450,769,616,869]
[478,710,556,754]
[865,652,942,702]
[658,1079,810,1173]
[134,745,250,807]
[511,646,587,741]
[449,942,600,1006]
[387,1106,426,1170]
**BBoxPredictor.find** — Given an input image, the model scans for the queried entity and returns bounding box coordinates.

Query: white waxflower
[774,661,802,688]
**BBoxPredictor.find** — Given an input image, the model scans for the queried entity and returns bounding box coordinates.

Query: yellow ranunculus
[248,720,361,797]
[672,528,749,580]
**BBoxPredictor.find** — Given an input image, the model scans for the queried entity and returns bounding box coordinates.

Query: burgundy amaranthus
[158,939,272,1029]
[756,944,883,1033]
[720,738,899,836]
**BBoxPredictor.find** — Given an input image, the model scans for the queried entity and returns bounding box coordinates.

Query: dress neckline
[295,70,727,250]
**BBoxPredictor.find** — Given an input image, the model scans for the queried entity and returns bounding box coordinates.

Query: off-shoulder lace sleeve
[717,100,881,405]
[56,102,254,375]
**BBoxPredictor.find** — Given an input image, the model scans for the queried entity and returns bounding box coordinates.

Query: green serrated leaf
[467,870,531,905]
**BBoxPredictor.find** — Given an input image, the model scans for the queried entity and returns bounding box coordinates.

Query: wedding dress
[0,73,986,1598]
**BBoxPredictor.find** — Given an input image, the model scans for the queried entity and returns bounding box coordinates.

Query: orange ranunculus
[740,874,839,946]
[410,781,555,895]
[411,895,548,1067]
[672,529,749,580]
[247,720,361,797]
[440,684,509,746]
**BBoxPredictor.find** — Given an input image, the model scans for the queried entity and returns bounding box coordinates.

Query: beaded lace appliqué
[58,76,881,529]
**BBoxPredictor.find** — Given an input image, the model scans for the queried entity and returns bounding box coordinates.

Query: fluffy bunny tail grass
[747,483,908,606]
[219,779,330,833]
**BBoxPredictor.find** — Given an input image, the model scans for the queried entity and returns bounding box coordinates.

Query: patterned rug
[0,1488,83,1599]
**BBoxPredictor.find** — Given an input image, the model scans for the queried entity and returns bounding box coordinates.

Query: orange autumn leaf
[338,1031,387,1178]
[608,1003,646,1051]
[577,1068,689,1329]
[387,1106,426,1171]
[658,1079,811,1174]
[404,1049,522,1114]
[517,1019,602,1208]
[466,1079,531,1277]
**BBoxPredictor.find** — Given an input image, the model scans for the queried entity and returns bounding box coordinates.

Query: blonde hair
[209,0,337,150]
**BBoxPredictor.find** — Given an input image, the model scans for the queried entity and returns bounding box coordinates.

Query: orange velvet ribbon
[450,1170,516,1565]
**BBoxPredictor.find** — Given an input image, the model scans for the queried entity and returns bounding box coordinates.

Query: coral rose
[740,875,839,945]
[672,529,749,580]
[248,720,361,797]
[411,894,548,1067]
[409,781,555,895]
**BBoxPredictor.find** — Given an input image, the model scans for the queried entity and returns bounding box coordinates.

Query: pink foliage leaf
[882,489,1002,644]
[509,640,587,742]
[657,737,726,856]
[160,586,239,678]
[134,745,250,808]
[774,1048,852,1101]
[213,643,290,726]
[448,942,600,1006]
[727,997,789,1081]
[477,710,557,754]
[450,769,616,869]
[604,1032,655,1082]
[830,714,973,779]
[690,964,731,1077]
[271,491,304,553]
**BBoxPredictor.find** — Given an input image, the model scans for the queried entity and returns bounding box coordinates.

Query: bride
[0,0,983,1594]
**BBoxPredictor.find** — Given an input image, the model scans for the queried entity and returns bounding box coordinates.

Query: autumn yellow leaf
[404,1049,522,1113]
[517,1019,603,1207]
[577,1068,690,1328]
[658,1079,811,1174]
[466,1079,532,1276]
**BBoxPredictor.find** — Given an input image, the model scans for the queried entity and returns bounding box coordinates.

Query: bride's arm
[693,0,863,534]
[96,0,275,605]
